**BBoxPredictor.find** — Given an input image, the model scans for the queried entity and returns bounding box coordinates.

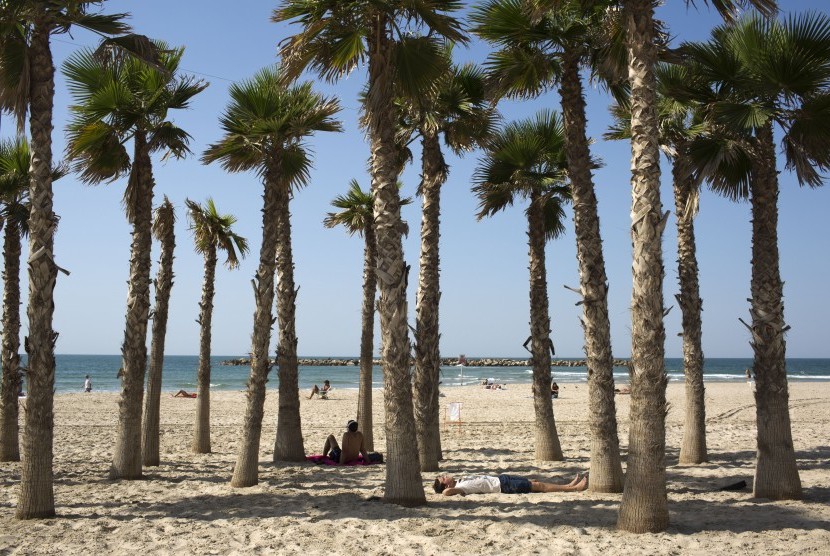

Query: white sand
[1,381,829,555]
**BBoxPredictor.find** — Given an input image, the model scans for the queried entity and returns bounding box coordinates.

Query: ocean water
[15,355,830,394]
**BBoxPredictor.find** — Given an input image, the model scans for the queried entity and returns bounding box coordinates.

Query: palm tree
[1,0,156,519]
[0,138,30,463]
[186,198,248,454]
[63,42,207,480]
[142,196,176,467]
[472,110,570,462]
[324,179,412,453]
[202,66,341,486]
[274,0,466,505]
[611,0,777,533]
[471,0,625,492]
[399,56,495,472]
[324,180,378,451]
[676,13,830,500]
[606,64,710,465]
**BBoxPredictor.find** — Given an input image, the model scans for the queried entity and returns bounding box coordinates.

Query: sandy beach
[1,381,828,555]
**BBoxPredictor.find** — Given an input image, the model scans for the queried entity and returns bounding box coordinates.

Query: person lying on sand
[615,386,631,395]
[433,473,587,496]
[323,419,369,464]
[173,390,197,398]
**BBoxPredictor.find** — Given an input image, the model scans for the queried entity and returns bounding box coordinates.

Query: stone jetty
[220,357,631,367]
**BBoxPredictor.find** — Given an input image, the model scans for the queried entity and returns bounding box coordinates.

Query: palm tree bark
[357,220,377,452]
[142,201,176,467]
[617,0,669,533]
[17,20,57,519]
[413,131,446,472]
[367,17,425,506]
[750,123,801,500]
[560,47,622,491]
[111,131,154,480]
[527,191,563,462]
[273,186,305,462]
[673,148,706,465]
[193,246,217,453]
[1,219,22,462]
[231,161,281,487]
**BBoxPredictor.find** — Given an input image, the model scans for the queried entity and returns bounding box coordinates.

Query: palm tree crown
[185,198,249,269]
[474,109,571,229]
[63,41,206,215]
[202,66,342,178]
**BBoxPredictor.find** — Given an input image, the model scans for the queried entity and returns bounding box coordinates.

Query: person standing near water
[84,375,92,393]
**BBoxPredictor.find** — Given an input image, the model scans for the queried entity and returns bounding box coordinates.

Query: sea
[15,355,830,394]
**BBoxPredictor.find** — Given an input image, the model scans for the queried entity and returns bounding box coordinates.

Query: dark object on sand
[718,480,747,491]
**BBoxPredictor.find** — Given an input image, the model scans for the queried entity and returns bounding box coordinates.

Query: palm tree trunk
[527,191,563,462]
[673,148,706,465]
[232,163,281,487]
[617,0,669,534]
[142,200,176,467]
[560,48,622,491]
[193,247,217,454]
[111,131,154,480]
[750,123,801,500]
[357,220,377,452]
[367,19,425,506]
[17,20,57,519]
[413,131,446,472]
[273,187,305,462]
[1,220,22,462]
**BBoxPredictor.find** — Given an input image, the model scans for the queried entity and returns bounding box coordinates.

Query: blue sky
[3,0,828,358]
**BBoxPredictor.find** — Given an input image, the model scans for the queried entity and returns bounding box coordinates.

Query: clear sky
[2,0,827,358]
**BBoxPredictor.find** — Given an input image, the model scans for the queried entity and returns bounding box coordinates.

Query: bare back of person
[340,430,366,464]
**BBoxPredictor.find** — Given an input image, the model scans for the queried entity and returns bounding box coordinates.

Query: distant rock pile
[220,356,631,368]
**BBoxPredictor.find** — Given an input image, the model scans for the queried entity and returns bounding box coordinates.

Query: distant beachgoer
[309,380,331,400]
[433,473,587,496]
[551,381,559,399]
[18,369,25,397]
[84,375,92,393]
[615,386,631,395]
[173,390,197,398]
[323,419,369,464]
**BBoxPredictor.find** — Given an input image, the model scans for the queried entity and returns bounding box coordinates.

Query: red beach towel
[305,454,376,466]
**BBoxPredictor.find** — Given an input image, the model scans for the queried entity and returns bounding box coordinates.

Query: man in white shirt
[433,473,587,496]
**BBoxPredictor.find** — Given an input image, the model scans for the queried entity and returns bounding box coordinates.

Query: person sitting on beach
[173,390,197,398]
[551,381,559,398]
[614,385,631,395]
[433,473,587,496]
[323,419,369,464]
[84,375,92,393]
[309,380,331,399]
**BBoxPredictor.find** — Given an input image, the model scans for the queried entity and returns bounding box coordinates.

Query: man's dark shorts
[498,474,532,494]
[329,448,342,461]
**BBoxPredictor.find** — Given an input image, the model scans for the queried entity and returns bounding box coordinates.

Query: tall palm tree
[142,196,176,467]
[473,110,570,462]
[606,64,710,465]
[274,0,466,505]
[677,13,830,500]
[202,66,341,486]
[0,138,30,463]
[63,41,207,480]
[471,0,625,492]
[399,56,495,472]
[1,0,155,519]
[611,0,777,533]
[186,198,248,454]
[324,179,412,453]
[0,138,63,463]
[324,180,378,452]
